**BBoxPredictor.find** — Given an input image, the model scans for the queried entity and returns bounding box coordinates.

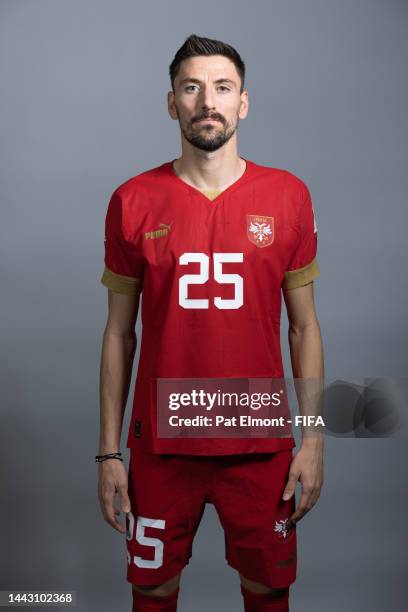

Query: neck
[173,145,246,191]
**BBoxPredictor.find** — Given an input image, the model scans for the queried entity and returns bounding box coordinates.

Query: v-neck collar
[166,156,254,204]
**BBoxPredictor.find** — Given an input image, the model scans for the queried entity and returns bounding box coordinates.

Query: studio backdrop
[1,1,407,611]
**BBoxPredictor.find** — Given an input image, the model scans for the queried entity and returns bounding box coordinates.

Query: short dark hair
[169,34,246,93]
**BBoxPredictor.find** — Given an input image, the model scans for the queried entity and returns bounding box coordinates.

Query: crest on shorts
[274,518,290,540]
[246,215,274,247]
[273,516,295,544]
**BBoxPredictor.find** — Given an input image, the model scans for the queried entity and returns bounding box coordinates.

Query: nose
[199,86,216,112]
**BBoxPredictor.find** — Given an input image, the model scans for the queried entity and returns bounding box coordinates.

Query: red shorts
[126,448,297,589]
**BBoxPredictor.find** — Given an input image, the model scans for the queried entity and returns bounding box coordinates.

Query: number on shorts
[127,512,166,569]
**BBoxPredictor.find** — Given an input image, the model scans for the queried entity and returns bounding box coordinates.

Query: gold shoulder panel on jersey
[100,266,142,295]
[282,258,320,290]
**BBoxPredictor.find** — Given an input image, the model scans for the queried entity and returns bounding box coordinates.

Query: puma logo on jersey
[247,215,274,247]
[145,223,172,240]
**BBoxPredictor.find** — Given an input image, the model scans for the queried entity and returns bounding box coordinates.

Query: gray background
[1,0,407,610]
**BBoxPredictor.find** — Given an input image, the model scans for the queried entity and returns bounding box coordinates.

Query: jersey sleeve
[100,189,144,294]
[282,181,320,290]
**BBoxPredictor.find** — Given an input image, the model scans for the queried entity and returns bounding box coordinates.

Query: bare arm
[281,281,324,526]
[99,288,141,454]
[284,281,324,382]
[98,283,142,532]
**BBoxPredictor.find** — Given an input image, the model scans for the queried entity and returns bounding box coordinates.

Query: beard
[177,109,239,152]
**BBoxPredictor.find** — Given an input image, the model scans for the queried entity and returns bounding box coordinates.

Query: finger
[309,489,321,508]
[289,489,312,525]
[302,481,322,509]
[118,485,131,513]
[290,492,318,524]
[100,492,126,533]
[282,471,299,501]
[104,506,127,533]
[288,506,307,527]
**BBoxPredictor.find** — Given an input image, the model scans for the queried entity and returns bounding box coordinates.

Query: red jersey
[101,157,320,455]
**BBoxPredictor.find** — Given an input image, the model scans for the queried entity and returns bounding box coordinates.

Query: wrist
[301,433,324,448]
[98,448,121,455]
[95,451,123,463]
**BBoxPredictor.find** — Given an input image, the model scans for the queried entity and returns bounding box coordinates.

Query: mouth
[195,118,220,124]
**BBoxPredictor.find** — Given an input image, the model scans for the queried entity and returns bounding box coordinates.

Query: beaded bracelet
[95,451,123,463]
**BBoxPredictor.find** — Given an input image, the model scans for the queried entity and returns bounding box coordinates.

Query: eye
[185,85,198,92]
[218,86,231,92]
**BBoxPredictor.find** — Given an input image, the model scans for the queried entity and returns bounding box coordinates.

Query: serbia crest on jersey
[101,158,320,455]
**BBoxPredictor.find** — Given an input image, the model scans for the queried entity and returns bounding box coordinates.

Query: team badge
[274,518,290,540]
[272,506,296,544]
[273,514,295,544]
[246,215,274,247]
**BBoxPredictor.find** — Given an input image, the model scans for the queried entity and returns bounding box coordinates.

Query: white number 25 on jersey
[179,252,243,310]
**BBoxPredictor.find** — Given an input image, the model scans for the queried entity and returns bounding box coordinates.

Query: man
[98,34,324,612]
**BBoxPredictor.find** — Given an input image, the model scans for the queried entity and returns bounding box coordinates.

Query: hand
[97,458,131,533]
[282,438,324,527]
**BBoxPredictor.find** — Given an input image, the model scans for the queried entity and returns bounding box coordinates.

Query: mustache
[193,114,225,124]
